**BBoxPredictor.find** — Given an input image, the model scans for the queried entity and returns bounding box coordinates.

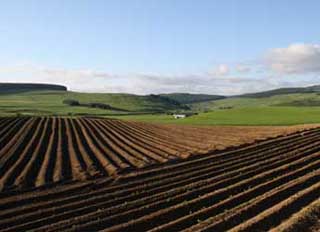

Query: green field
[111,107,320,126]
[0,90,186,116]
[190,93,320,111]
[2,84,320,126]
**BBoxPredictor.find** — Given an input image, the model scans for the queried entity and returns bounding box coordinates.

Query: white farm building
[173,114,187,119]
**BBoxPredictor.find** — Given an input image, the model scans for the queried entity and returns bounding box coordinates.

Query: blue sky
[0,0,320,94]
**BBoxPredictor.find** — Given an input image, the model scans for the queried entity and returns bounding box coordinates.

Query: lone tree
[87,102,112,109]
[63,99,80,106]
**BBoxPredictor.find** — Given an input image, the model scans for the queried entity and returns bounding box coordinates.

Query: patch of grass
[111,107,320,126]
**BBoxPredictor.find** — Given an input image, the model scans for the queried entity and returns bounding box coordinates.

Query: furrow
[1,128,316,223]
[28,142,320,231]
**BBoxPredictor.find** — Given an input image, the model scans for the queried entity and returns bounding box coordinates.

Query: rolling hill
[190,85,320,111]
[159,85,320,111]
[0,83,67,93]
[160,85,320,105]
[190,93,320,111]
[0,83,188,116]
[235,85,320,98]
[160,93,225,104]
[3,82,320,119]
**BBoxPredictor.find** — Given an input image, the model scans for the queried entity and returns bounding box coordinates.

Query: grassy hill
[160,93,225,104]
[0,84,189,116]
[159,85,320,109]
[190,93,320,111]
[4,83,320,126]
[235,85,320,98]
[188,84,320,112]
[140,85,320,125]
[0,83,67,93]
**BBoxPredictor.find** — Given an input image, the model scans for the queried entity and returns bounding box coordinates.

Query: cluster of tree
[159,93,225,104]
[63,99,112,108]
[219,106,233,109]
[63,99,128,112]
[148,94,190,110]
[86,102,113,109]
[63,99,80,106]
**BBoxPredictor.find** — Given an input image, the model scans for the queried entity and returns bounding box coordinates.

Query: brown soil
[0,117,320,231]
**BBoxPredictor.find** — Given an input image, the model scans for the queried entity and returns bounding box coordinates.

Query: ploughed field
[0,117,312,191]
[1,117,320,231]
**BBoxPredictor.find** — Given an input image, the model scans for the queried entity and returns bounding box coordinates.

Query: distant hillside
[160,93,225,104]
[236,85,320,98]
[189,85,320,111]
[190,92,320,112]
[0,83,67,93]
[3,82,320,116]
[0,90,189,116]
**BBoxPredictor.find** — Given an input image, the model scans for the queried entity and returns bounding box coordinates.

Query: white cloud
[210,64,230,76]
[1,42,320,96]
[0,64,264,95]
[43,68,112,79]
[264,43,320,74]
[0,65,118,92]
[236,64,251,73]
